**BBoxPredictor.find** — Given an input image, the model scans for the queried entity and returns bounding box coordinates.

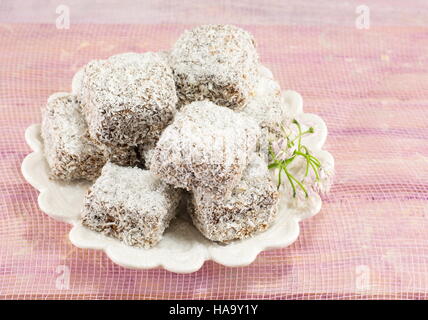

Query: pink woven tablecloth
[1,1,428,299]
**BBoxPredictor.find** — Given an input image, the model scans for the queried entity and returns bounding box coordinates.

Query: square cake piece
[78,52,178,147]
[170,24,259,110]
[150,100,261,197]
[81,162,182,248]
[41,93,107,181]
[189,153,279,242]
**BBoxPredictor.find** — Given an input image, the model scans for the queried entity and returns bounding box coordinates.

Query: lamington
[81,162,182,248]
[41,93,107,181]
[170,24,259,110]
[78,52,178,147]
[188,153,279,242]
[150,100,261,197]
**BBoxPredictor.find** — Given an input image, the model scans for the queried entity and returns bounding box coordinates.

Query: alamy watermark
[355,265,371,291]
[55,265,71,290]
[56,5,70,29]
[355,5,370,29]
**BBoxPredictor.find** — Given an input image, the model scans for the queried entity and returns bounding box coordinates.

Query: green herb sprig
[268,119,322,197]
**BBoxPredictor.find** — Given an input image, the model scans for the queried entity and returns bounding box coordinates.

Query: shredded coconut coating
[241,76,286,126]
[81,162,182,248]
[189,153,279,242]
[78,52,178,147]
[41,93,107,181]
[150,100,261,197]
[170,24,259,110]
[240,74,292,162]
[100,144,142,168]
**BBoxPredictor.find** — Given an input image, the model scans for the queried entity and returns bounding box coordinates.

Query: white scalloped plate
[21,89,334,273]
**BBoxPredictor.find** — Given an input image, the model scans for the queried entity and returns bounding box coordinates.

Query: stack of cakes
[41,25,289,248]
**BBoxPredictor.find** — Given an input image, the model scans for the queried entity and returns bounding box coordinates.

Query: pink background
[1,1,428,299]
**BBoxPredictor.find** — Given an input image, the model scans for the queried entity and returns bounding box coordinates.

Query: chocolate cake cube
[150,100,261,197]
[81,162,181,248]
[170,24,259,110]
[41,93,107,181]
[78,52,178,147]
[189,154,279,242]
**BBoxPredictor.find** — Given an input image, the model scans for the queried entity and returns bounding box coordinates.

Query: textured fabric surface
[1,2,428,300]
